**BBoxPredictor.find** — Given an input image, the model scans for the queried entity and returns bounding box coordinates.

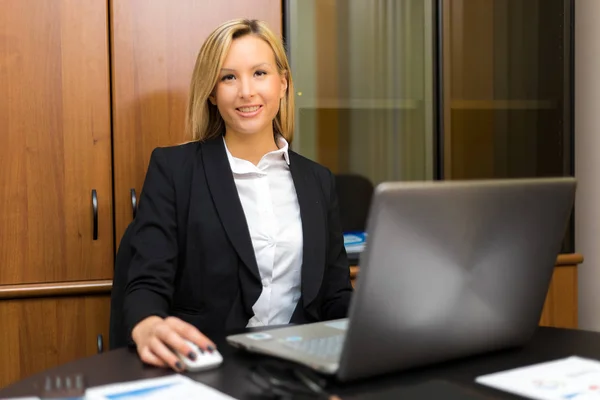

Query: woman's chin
[228,125,273,137]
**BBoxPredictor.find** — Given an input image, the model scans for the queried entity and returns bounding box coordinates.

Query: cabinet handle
[131,188,137,220]
[92,189,98,240]
[97,334,104,353]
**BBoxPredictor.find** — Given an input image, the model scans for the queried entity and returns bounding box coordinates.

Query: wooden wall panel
[0,0,113,284]
[110,0,283,245]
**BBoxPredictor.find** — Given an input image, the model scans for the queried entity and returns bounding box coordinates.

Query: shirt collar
[222,135,290,168]
[275,135,291,165]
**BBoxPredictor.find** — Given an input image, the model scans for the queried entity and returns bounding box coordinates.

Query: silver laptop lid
[338,178,576,381]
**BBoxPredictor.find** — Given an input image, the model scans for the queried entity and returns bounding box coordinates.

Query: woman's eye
[255,70,267,77]
[221,74,235,81]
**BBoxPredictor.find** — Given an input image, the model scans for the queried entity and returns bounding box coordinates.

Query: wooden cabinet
[0,0,282,388]
[539,255,581,329]
[0,292,111,387]
[0,0,114,286]
[0,1,113,386]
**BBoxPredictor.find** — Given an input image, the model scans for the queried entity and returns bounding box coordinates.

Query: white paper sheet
[85,374,236,400]
[0,397,40,400]
[476,356,600,399]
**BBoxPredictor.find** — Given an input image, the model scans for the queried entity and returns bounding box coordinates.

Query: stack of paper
[85,374,236,400]
[476,356,600,400]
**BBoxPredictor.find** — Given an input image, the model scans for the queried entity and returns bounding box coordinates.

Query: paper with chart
[85,374,235,400]
[476,356,600,399]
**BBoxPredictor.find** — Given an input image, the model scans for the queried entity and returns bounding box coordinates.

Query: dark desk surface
[2,327,600,399]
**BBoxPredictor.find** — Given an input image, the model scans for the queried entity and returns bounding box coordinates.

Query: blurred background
[286,0,572,249]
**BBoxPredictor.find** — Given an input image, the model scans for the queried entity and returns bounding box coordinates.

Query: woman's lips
[236,105,263,117]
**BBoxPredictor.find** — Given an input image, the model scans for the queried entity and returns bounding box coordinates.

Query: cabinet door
[0,0,114,284]
[0,294,111,388]
[441,0,571,180]
[111,0,282,242]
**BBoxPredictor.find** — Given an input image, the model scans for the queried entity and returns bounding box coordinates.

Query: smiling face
[210,35,288,140]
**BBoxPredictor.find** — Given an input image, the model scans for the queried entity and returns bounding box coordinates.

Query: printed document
[476,356,600,399]
[85,374,235,400]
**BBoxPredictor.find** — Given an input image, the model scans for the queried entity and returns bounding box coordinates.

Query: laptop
[227,178,576,382]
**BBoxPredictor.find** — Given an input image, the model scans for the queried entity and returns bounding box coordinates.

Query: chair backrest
[109,221,136,350]
[334,174,374,232]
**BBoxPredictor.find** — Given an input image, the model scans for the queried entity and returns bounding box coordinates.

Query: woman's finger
[148,336,185,372]
[154,322,197,362]
[138,345,168,368]
[165,316,216,352]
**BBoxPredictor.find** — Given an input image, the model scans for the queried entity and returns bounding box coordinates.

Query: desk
[0,254,583,388]
[1,327,600,399]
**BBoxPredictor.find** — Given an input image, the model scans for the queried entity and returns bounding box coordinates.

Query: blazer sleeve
[320,170,354,320]
[123,148,179,337]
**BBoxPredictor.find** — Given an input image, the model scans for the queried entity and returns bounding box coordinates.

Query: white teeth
[238,106,260,112]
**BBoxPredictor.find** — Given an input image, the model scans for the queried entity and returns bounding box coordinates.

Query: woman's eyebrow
[220,63,272,72]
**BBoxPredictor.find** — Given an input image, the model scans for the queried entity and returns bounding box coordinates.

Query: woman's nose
[239,77,255,98]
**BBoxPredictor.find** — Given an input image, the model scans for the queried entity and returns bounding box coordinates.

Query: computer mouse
[177,340,223,372]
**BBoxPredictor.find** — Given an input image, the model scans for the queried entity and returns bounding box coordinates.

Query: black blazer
[124,136,353,339]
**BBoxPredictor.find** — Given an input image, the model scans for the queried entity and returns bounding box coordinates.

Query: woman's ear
[208,93,217,105]
[279,71,288,99]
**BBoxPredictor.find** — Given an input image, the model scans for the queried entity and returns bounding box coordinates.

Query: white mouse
[176,340,223,372]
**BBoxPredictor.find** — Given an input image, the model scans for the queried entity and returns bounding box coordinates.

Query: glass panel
[441,0,573,251]
[442,0,572,180]
[286,0,435,185]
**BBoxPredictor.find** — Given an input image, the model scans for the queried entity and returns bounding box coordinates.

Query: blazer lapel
[289,152,326,313]
[200,137,261,283]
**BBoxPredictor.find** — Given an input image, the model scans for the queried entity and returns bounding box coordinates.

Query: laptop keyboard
[282,335,345,359]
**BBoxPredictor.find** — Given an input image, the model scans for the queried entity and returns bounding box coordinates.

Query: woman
[125,19,353,371]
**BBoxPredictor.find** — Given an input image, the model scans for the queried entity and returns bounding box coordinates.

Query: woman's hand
[131,316,216,371]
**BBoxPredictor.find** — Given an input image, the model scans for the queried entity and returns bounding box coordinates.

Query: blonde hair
[185,19,294,143]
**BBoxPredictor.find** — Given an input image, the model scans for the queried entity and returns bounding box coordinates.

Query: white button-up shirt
[223,136,303,327]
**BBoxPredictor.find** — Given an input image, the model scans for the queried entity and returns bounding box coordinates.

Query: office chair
[334,174,374,233]
[334,174,374,266]
[108,221,136,350]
